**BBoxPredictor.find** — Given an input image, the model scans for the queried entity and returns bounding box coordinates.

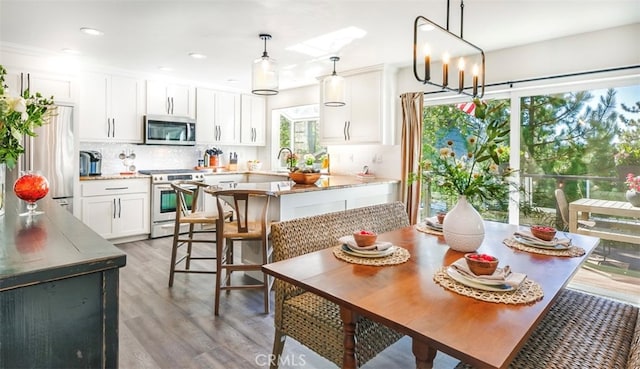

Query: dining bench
[268,201,410,368]
[456,288,639,369]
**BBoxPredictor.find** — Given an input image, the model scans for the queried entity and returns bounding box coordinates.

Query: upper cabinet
[240,94,266,145]
[4,68,74,102]
[319,66,396,145]
[146,80,194,117]
[80,72,144,142]
[196,87,240,145]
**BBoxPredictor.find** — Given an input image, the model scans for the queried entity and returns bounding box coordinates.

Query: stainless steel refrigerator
[9,104,75,212]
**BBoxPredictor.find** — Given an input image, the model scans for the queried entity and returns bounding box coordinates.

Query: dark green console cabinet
[1,193,126,368]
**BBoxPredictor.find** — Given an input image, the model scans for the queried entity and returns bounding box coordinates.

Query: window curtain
[400,92,423,224]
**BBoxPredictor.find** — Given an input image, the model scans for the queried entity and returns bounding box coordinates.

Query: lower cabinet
[80,179,150,240]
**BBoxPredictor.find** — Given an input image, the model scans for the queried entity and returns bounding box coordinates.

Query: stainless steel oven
[138,169,206,238]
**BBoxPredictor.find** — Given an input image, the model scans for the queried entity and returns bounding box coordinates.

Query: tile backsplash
[79,142,258,174]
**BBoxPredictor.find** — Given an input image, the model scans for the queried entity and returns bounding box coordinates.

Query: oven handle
[155,185,199,189]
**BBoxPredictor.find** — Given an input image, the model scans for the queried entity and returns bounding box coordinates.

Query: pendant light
[323,56,346,107]
[252,33,279,95]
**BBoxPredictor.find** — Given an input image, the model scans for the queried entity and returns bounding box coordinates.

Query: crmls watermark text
[255,354,307,367]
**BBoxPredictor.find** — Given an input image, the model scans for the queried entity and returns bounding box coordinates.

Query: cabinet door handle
[118,198,122,218]
[347,121,351,140]
[107,118,111,138]
[27,73,31,93]
[113,199,117,219]
[105,187,128,190]
[112,118,116,137]
[167,97,170,114]
[171,97,175,114]
[217,125,221,141]
[20,72,24,95]
[343,121,347,141]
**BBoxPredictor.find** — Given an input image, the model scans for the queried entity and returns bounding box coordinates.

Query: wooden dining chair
[269,202,409,368]
[554,188,596,230]
[168,180,231,287]
[212,188,274,315]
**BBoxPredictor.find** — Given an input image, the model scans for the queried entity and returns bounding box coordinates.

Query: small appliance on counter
[80,150,103,176]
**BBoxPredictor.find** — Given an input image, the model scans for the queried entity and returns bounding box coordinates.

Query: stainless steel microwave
[144,115,196,146]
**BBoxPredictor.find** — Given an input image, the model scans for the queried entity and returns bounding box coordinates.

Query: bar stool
[210,188,274,315]
[168,180,231,287]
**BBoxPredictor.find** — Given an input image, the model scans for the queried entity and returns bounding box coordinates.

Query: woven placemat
[332,245,410,266]
[433,266,544,305]
[416,223,443,236]
[504,238,586,257]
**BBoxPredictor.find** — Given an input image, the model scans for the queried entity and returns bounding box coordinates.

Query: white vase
[442,195,485,252]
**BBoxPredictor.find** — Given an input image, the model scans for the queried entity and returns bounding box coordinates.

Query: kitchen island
[203,173,400,220]
[0,192,126,368]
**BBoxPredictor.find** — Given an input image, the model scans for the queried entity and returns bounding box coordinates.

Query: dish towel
[450,258,527,288]
[425,217,443,229]
[338,236,393,251]
[514,230,571,246]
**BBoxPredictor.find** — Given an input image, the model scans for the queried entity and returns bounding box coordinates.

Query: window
[420,80,640,305]
[272,104,326,170]
[418,98,511,223]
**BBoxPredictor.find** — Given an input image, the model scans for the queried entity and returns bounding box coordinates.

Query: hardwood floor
[116,237,460,369]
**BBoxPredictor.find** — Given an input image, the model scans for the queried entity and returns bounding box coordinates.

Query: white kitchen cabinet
[147,80,194,117]
[80,179,150,240]
[240,94,266,145]
[195,88,239,144]
[319,67,396,145]
[4,68,74,102]
[80,72,143,142]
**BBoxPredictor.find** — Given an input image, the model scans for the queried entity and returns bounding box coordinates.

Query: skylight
[286,26,367,57]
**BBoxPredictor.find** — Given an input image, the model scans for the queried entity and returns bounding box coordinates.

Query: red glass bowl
[14,172,50,204]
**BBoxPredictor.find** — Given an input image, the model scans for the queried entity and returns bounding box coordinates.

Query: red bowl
[353,230,378,247]
[465,253,499,275]
[530,225,556,241]
[14,173,49,203]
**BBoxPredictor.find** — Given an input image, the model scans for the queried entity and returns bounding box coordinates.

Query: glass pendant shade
[323,74,346,107]
[323,56,346,107]
[252,56,279,95]
[252,34,279,95]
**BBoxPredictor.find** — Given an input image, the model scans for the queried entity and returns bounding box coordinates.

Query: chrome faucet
[277,147,294,172]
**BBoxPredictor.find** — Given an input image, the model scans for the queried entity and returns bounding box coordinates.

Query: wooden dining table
[262,221,599,369]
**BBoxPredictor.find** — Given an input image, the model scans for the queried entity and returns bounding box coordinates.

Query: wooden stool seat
[208,187,275,315]
[168,181,231,287]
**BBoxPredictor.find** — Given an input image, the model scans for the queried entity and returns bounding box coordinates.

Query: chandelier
[412,0,485,97]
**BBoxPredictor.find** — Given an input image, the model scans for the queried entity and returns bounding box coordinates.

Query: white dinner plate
[341,244,396,258]
[513,235,570,250]
[446,266,515,292]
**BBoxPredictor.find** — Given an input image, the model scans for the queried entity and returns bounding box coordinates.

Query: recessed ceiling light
[158,66,173,72]
[189,53,207,59]
[62,48,81,55]
[80,27,104,36]
[287,26,367,57]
